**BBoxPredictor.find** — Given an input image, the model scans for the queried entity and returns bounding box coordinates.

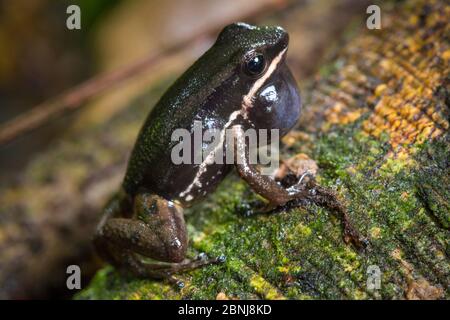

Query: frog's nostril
[279,32,289,48]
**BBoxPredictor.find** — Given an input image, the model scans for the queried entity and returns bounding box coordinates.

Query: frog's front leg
[233,125,366,248]
[232,125,307,207]
[94,192,218,279]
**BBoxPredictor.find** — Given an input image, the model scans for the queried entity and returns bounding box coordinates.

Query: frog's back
[122,23,291,202]
[122,43,240,199]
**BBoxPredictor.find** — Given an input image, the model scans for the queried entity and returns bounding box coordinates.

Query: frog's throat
[178,47,287,202]
[242,47,287,117]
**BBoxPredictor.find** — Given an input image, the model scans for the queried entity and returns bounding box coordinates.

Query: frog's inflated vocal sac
[95,23,305,278]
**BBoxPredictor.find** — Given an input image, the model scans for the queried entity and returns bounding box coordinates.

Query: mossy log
[1,0,449,299]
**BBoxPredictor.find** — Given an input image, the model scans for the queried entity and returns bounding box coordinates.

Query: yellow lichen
[249,275,286,300]
[216,292,230,300]
[309,1,449,162]
[370,227,382,239]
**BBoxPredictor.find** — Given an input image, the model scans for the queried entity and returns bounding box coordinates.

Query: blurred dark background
[0,0,119,180]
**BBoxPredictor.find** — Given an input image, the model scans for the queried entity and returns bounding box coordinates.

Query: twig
[0,35,201,146]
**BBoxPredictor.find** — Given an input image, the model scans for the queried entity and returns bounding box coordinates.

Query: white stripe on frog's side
[178,47,287,202]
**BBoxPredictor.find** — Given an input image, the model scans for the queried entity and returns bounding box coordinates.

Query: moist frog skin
[94,23,304,278]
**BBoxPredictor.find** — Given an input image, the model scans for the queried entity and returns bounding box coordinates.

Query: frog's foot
[262,171,315,211]
[131,255,224,279]
[343,225,368,250]
[304,183,368,250]
[96,234,224,279]
[286,170,315,193]
[166,255,226,288]
[340,210,369,250]
[269,155,366,249]
[274,153,318,188]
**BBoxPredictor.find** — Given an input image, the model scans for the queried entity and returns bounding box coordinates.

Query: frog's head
[215,23,301,136]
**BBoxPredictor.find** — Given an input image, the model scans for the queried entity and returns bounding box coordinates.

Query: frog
[94,22,308,279]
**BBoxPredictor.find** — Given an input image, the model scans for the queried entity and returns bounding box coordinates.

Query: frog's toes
[166,275,185,289]
[196,252,208,261]
[176,280,185,289]
[275,153,318,184]
[216,254,227,263]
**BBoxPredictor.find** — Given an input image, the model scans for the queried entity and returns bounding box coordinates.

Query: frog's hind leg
[94,191,132,264]
[94,192,219,279]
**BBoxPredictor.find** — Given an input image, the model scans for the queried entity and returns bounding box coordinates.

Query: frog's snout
[278,30,289,49]
[268,25,289,49]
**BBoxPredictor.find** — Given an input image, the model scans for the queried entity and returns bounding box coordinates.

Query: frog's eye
[243,52,266,77]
